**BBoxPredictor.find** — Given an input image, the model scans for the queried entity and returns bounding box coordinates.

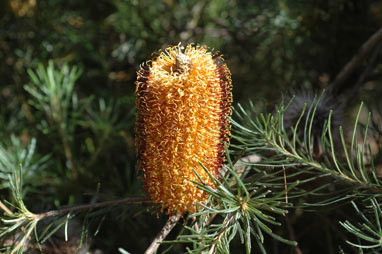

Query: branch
[36,197,150,219]
[330,26,382,95]
[144,214,181,254]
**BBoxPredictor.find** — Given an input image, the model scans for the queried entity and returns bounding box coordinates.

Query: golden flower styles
[136,44,232,215]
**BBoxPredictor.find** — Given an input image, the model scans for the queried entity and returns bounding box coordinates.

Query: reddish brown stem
[37,197,150,219]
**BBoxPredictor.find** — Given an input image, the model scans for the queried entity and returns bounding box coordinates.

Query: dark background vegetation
[1,0,382,253]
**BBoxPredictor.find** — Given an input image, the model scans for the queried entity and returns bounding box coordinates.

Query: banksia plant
[135,44,232,215]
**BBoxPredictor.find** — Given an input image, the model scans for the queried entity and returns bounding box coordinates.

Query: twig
[330,26,382,95]
[0,200,13,215]
[58,124,76,178]
[144,214,181,254]
[208,212,235,254]
[346,44,382,105]
[10,220,38,254]
[36,197,150,219]
[283,166,288,204]
[282,167,302,254]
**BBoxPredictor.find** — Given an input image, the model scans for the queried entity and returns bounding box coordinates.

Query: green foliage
[340,199,382,251]
[25,60,82,133]
[157,93,382,253]
[25,60,82,177]
[1,0,382,253]
[0,137,50,190]
[1,168,39,254]
[2,79,382,253]
[166,163,296,254]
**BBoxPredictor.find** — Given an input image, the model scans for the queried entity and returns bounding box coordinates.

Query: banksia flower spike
[136,44,232,215]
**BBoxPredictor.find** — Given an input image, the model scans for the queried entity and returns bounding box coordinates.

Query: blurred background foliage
[0,0,382,253]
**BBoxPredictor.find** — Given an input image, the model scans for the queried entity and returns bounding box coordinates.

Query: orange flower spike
[136,44,232,215]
